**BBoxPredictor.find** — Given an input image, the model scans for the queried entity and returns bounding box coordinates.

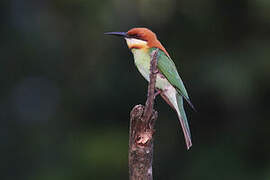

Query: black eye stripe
[128,34,138,38]
[133,34,140,38]
[128,34,146,41]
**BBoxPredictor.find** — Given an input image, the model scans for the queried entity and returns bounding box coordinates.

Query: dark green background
[2,0,270,179]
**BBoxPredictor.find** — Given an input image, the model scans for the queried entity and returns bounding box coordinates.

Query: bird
[105,28,194,149]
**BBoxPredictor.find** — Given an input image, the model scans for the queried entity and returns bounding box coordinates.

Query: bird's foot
[154,90,161,98]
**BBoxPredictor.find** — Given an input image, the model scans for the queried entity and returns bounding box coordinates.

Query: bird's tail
[176,93,192,150]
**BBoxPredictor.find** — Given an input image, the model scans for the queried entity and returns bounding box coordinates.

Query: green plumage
[153,49,190,99]
[151,48,192,145]
[176,93,191,140]
[151,48,194,108]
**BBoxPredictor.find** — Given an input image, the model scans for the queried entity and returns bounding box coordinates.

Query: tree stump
[129,49,159,180]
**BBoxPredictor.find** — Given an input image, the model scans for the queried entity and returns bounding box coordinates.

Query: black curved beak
[104,32,127,37]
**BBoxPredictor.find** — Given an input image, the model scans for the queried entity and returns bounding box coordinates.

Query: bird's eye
[129,34,141,39]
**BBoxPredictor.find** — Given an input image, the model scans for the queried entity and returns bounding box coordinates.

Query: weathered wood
[129,49,159,180]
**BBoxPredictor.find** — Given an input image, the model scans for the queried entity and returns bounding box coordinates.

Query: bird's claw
[154,90,161,98]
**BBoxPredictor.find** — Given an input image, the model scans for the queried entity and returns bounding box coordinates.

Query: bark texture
[129,49,159,180]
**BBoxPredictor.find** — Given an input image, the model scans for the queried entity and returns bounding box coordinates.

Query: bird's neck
[125,37,170,58]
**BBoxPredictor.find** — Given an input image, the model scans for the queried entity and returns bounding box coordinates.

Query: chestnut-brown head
[126,28,156,43]
[105,27,169,56]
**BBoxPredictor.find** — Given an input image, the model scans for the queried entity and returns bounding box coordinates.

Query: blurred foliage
[1,0,270,179]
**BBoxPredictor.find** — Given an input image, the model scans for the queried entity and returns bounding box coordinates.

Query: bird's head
[105,27,168,56]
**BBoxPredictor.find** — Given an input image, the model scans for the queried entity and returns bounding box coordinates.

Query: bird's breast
[132,48,151,81]
[131,48,172,91]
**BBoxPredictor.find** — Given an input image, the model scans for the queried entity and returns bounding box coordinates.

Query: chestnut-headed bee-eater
[105,28,194,149]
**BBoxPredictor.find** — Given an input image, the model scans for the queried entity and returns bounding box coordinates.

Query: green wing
[152,48,195,110]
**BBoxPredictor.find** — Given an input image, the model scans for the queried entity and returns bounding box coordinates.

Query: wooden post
[129,49,159,180]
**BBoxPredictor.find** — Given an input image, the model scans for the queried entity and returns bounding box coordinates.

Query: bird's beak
[104,32,127,37]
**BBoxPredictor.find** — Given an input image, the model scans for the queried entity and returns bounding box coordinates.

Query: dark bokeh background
[2,0,270,179]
